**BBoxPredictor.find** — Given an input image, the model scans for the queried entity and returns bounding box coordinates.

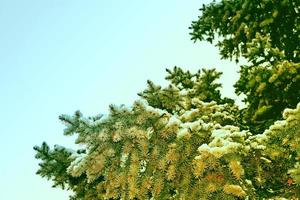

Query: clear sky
[0,1,242,199]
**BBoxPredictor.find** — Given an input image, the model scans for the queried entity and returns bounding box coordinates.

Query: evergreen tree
[190,0,300,63]
[35,0,300,199]
[191,0,300,133]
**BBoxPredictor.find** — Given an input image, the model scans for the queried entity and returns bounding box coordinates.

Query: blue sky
[0,1,242,199]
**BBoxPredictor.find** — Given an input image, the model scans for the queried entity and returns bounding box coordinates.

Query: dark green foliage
[138,79,182,114]
[34,142,75,189]
[191,0,300,133]
[138,67,234,114]
[165,66,196,89]
[190,0,300,63]
[235,61,300,133]
[34,142,103,200]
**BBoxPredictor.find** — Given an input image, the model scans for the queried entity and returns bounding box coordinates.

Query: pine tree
[191,0,300,134]
[35,0,300,199]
